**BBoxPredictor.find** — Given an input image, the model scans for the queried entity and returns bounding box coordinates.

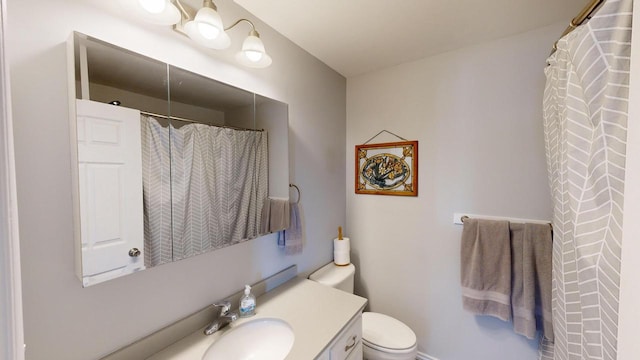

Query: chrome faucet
[204,301,238,335]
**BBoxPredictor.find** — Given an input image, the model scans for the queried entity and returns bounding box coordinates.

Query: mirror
[69,32,289,286]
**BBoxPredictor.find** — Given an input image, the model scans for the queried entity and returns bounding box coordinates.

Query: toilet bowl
[309,263,418,360]
[362,312,417,360]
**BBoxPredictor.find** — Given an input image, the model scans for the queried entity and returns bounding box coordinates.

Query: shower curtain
[141,116,268,267]
[142,117,172,267]
[542,0,632,359]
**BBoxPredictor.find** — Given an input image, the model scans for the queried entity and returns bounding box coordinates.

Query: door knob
[128,248,141,257]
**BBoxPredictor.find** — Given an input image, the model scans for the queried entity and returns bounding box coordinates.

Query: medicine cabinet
[67,32,289,287]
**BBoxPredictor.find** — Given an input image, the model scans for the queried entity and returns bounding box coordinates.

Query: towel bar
[454,213,551,228]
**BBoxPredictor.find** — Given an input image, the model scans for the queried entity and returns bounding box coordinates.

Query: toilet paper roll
[334,250,350,265]
[333,237,351,265]
[334,237,350,251]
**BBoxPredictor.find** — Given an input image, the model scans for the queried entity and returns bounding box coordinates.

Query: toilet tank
[309,262,355,293]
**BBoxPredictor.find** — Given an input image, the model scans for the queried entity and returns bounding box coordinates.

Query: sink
[202,318,295,360]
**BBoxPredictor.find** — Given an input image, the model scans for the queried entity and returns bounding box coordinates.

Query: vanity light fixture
[124,0,272,68]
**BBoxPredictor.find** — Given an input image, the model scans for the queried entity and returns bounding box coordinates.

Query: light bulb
[122,0,180,25]
[197,22,220,40]
[244,50,263,62]
[236,33,272,68]
[138,0,166,14]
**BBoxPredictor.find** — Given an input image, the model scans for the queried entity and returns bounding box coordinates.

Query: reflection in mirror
[71,33,169,286]
[69,33,289,286]
[167,65,255,128]
[145,66,267,266]
[255,95,289,198]
[74,33,169,116]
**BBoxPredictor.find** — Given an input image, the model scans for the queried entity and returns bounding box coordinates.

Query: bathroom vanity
[316,310,364,360]
[107,276,366,360]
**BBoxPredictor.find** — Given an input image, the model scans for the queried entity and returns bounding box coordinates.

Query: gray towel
[260,198,290,234]
[460,218,512,321]
[282,202,302,255]
[511,223,553,341]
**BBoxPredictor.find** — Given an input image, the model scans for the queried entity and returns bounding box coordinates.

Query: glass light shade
[120,0,180,25]
[197,22,220,40]
[244,50,263,62]
[184,7,231,49]
[138,0,165,14]
[235,35,272,68]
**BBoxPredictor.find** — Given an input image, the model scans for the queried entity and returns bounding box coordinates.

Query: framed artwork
[355,140,418,196]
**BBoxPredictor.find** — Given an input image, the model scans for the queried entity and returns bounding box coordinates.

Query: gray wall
[346,24,561,360]
[7,0,345,359]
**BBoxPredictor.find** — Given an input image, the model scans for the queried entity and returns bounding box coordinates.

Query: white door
[76,99,144,287]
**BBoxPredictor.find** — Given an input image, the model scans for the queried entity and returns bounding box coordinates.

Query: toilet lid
[362,312,417,350]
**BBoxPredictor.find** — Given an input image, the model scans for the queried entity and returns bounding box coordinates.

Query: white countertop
[147,277,368,360]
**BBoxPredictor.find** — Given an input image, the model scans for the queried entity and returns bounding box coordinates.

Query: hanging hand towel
[510,223,532,337]
[260,197,290,234]
[511,223,553,341]
[283,202,302,255]
[460,218,511,321]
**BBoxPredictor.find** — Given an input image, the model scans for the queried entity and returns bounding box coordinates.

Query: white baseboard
[417,351,440,360]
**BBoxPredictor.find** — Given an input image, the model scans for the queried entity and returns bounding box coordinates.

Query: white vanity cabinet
[317,311,363,360]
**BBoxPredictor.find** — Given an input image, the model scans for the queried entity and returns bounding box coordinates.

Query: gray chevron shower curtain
[141,116,268,267]
[542,0,632,359]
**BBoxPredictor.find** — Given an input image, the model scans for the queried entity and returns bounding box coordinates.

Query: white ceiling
[234,0,588,77]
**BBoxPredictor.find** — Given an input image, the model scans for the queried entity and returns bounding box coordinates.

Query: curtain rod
[551,0,605,55]
[140,110,263,132]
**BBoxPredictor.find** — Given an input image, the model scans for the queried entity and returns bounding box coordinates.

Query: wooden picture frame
[355,141,418,196]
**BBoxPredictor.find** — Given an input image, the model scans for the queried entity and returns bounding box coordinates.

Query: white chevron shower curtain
[142,117,172,267]
[542,0,632,359]
[141,116,268,267]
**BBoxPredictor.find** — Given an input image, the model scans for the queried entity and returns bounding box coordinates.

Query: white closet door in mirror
[76,99,144,287]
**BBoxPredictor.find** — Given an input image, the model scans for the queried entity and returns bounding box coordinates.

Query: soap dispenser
[239,285,256,318]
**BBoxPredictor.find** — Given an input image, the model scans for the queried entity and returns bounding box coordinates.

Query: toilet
[309,263,418,360]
